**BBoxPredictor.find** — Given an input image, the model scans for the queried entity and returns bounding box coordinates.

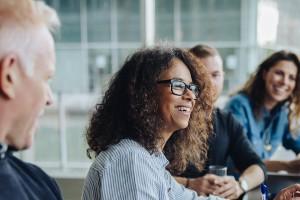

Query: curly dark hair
[86,46,214,173]
[239,50,300,132]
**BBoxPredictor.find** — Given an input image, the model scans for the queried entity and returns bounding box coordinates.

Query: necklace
[263,144,272,151]
[262,119,273,152]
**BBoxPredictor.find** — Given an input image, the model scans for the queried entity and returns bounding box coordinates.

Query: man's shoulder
[214,108,245,137]
[214,108,239,125]
[9,154,58,187]
[0,153,62,200]
[10,154,48,177]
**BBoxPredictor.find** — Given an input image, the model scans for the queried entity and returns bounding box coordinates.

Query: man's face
[199,55,224,102]
[6,27,55,150]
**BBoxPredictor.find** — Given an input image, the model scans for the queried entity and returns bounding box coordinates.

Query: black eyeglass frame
[157,79,200,100]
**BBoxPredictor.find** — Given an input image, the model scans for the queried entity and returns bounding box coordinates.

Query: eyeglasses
[157,79,200,100]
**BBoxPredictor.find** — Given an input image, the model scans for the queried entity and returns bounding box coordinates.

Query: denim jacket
[224,93,300,159]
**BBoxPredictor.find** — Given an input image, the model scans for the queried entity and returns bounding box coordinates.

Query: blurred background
[18,0,300,199]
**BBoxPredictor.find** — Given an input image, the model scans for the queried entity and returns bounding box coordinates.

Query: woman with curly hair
[82,47,223,200]
[225,50,300,160]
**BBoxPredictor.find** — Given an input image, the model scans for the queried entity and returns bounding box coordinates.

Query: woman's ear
[0,54,19,99]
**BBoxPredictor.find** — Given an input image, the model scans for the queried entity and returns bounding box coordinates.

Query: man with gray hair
[0,0,62,199]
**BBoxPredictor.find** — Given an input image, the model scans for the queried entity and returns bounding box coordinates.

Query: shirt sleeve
[85,152,163,200]
[282,123,300,154]
[166,169,224,200]
[82,168,101,200]
[166,170,199,199]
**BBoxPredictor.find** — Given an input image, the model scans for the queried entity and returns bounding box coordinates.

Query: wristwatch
[239,178,248,193]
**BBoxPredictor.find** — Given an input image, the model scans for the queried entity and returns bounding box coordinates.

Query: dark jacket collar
[0,142,8,159]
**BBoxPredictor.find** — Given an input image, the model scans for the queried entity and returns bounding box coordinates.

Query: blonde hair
[0,0,60,74]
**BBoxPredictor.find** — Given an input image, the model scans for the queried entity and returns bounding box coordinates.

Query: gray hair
[0,0,60,75]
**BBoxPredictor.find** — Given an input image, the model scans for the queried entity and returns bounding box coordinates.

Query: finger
[194,181,219,195]
[214,184,232,196]
[218,187,235,198]
[226,192,239,200]
[216,176,235,185]
[204,174,221,184]
[295,191,300,197]
[202,184,219,195]
[212,176,228,186]
[214,181,235,194]
[204,174,219,179]
[198,192,208,197]
[222,176,235,183]
[280,184,300,197]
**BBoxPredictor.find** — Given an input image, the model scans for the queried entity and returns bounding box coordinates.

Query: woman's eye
[274,70,284,76]
[289,75,296,81]
[173,84,185,89]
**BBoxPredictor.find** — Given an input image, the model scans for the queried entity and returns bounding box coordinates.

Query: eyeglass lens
[171,80,199,98]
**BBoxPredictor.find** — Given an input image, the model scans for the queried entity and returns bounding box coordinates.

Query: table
[240,172,300,200]
[241,187,261,200]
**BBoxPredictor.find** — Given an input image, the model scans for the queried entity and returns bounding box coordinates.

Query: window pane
[45,0,81,42]
[117,0,141,42]
[87,0,111,42]
[217,48,240,93]
[35,112,60,162]
[273,0,300,47]
[52,49,89,93]
[88,49,112,94]
[118,48,136,66]
[155,0,175,41]
[181,0,241,42]
[66,111,90,162]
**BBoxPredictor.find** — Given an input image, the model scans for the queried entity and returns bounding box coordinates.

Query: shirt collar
[262,102,287,117]
[0,142,8,159]
[152,151,169,168]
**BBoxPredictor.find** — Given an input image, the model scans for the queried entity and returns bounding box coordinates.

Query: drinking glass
[208,165,227,176]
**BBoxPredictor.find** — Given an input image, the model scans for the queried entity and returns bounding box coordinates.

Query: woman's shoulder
[87,139,167,181]
[229,92,249,101]
[227,92,251,107]
[91,139,152,170]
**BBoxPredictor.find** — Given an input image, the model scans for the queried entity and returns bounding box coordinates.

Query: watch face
[240,179,248,192]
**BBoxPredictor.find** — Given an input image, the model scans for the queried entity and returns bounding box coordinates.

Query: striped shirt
[82,139,223,200]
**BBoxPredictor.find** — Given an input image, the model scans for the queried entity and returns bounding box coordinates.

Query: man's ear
[0,54,19,99]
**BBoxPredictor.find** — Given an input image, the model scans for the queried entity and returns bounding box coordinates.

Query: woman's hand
[213,176,244,200]
[274,184,300,200]
[189,174,222,196]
